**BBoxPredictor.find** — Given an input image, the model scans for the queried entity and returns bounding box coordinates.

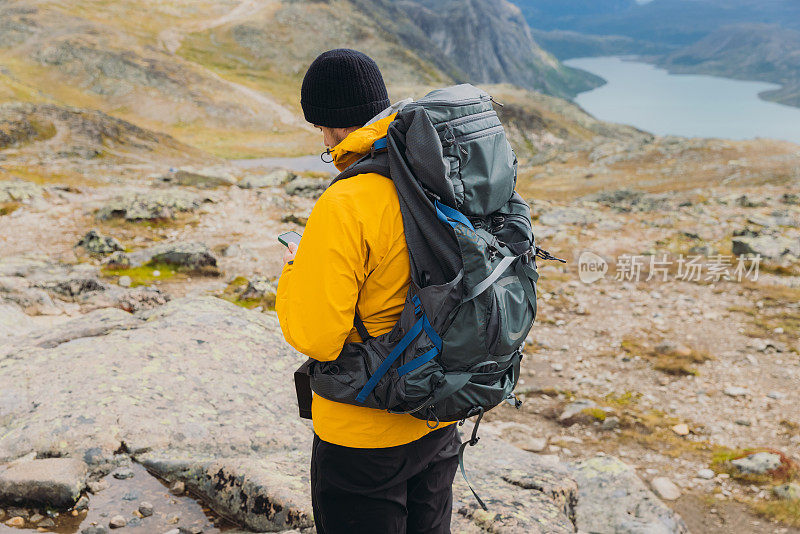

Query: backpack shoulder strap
[330,139,390,186]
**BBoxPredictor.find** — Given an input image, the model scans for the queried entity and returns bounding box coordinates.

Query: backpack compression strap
[458,407,488,511]
[354,294,441,403]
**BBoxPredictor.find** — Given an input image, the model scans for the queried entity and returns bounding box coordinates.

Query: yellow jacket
[276,114,451,448]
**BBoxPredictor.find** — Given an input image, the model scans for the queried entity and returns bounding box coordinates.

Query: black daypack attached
[294,84,558,509]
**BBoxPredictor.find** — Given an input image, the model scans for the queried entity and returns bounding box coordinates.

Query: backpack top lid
[391,84,517,218]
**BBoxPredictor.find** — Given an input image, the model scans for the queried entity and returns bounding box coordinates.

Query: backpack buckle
[370,137,388,158]
[412,294,423,316]
[521,248,534,264]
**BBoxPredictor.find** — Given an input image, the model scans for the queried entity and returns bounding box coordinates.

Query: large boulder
[75,230,124,255]
[126,242,219,274]
[284,177,328,198]
[0,256,105,312]
[570,456,689,534]
[0,457,87,508]
[730,452,782,475]
[0,180,42,203]
[95,191,204,221]
[159,168,238,188]
[732,235,800,260]
[239,276,277,302]
[538,207,599,227]
[238,169,296,189]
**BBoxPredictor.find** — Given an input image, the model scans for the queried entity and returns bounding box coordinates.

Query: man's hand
[283,241,298,264]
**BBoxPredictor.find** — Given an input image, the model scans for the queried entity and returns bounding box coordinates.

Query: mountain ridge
[0,0,603,158]
[659,24,800,108]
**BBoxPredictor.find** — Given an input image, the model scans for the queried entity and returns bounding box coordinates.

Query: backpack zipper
[435,110,497,132]
[417,93,492,107]
[452,125,504,144]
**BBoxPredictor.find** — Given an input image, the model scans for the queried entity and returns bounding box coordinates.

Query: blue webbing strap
[397,346,438,377]
[435,200,475,231]
[372,137,388,150]
[355,295,423,403]
[397,315,443,376]
[355,316,424,403]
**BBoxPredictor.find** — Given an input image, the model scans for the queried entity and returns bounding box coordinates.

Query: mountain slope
[530,29,673,60]
[0,0,318,158]
[389,0,602,98]
[660,24,800,107]
[0,0,605,158]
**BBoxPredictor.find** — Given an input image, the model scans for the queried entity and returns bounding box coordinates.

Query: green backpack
[295,84,562,508]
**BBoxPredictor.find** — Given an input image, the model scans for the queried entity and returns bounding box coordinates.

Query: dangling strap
[354,312,372,341]
[458,407,487,511]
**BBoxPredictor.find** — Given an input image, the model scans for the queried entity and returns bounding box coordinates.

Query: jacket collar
[331,113,397,172]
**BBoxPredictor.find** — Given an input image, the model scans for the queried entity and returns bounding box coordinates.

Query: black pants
[311,425,461,534]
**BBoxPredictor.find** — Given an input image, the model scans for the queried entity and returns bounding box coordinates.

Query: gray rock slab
[142,454,313,532]
[731,452,782,474]
[126,242,218,272]
[0,303,32,339]
[0,457,87,507]
[570,456,689,534]
[558,399,598,426]
[284,177,328,198]
[160,168,237,188]
[0,180,42,202]
[1,307,139,357]
[539,207,600,227]
[95,190,205,221]
[0,296,587,532]
[732,235,800,259]
[238,169,296,189]
[453,421,577,533]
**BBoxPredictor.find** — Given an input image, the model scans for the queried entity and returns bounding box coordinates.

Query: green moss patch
[712,447,799,484]
[581,407,607,421]
[218,276,276,311]
[734,283,800,345]
[0,201,20,216]
[101,262,178,287]
[604,391,641,406]
[752,499,800,527]
[619,335,713,376]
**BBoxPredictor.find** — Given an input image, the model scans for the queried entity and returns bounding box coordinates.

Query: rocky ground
[1,102,799,534]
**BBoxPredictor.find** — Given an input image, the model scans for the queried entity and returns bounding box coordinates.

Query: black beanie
[301,49,390,128]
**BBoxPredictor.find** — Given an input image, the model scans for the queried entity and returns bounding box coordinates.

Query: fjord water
[564,56,800,144]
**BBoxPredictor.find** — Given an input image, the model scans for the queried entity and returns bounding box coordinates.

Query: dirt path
[157,0,311,130]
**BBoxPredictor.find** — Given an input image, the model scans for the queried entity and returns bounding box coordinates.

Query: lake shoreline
[564,56,800,144]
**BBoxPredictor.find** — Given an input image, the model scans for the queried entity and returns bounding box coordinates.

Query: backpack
[294,84,562,508]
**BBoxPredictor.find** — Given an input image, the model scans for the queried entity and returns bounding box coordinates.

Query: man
[276,49,460,534]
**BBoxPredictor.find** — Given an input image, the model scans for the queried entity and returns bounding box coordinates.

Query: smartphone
[278,230,303,248]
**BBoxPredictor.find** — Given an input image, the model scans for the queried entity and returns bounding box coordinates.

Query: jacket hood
[331,113,396,172]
